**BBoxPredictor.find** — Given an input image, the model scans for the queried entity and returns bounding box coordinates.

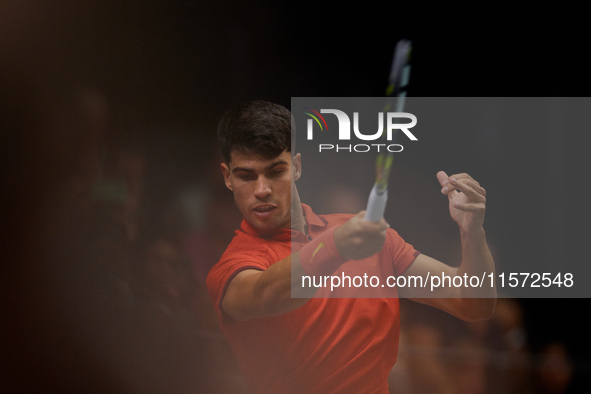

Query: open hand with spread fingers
[437,171,487,236]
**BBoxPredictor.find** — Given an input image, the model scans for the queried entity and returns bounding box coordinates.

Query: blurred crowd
[1,77,243,392]
[389,298,576,394]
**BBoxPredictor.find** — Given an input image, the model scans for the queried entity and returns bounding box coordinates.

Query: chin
[250,217,284,234]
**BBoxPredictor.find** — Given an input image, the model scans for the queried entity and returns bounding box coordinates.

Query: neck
[290,188,307,235]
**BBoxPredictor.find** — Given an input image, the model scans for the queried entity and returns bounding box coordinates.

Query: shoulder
[209,230,273,276]
[384,227,419,275]
[206,230,275,297]
[385,226,405,244]
[205,229,285,320]
[221,229,273,259]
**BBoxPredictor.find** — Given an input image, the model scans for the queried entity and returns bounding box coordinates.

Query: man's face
[221,150,301,234]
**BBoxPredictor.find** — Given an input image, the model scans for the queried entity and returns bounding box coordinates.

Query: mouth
[253,204,277,213]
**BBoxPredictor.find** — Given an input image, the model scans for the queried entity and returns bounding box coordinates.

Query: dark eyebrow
[267,160,289,169]
[232,160,288,174]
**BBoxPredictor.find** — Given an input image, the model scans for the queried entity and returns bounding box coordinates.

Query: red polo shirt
[206,204,418,393]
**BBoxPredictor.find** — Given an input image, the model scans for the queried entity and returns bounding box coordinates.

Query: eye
[268,169,285,178]
[237,173,256,181]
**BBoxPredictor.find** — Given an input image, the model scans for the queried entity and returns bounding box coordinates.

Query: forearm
[251,252,316,317]
[223,252,314,321]
[456,227,496,319]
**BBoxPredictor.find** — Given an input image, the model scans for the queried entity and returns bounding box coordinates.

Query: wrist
[460,226,486,242]
[333,226,348,259]
[299,227,348,277]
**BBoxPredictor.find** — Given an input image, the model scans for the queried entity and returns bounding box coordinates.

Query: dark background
[2,1,589,392]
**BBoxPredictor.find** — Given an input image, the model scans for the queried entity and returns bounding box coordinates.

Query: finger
[465,180,486,196]
[359,217,388,232]
[445,189,461,201]
[445,178,486,197]
[375,220,389,232]
[441,183,462,196]
[364,221,388,233]
[440,173,485,196]
[447,173,480,187]
[436,171,449,186]
[455,178,486,198]
[449,178,486,202]
[451,179,486,202]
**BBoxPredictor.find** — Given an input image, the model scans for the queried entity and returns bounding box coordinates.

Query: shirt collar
[301,203,328,228]
[239,203,327,241]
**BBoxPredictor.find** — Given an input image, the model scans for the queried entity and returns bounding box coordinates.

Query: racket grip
[365,184,388,222]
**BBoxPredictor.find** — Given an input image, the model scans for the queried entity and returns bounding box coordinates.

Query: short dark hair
[217,100,293,163]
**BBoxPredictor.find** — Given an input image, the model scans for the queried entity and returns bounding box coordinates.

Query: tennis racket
[365,39,412,222]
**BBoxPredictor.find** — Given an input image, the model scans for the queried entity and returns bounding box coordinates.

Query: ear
[292,153,302,182]
[220,162,233,191]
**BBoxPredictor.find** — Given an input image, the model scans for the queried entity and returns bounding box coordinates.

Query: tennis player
[206,100,496,393]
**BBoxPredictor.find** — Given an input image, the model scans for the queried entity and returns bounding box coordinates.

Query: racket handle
[365,184,388,222]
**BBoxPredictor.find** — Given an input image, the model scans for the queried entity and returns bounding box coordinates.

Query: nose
[254,176,271,198]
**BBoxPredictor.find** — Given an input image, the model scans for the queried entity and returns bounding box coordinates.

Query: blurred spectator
[134,237,195,313]
[494,298,528,351]
[491,298,533,393]
[390,323,456,394]
[0,48,235,394]
[448,338,488,394]
[392,293,538,394]
[182,186,243,284]
[317,183,366,215]
[536,342,574,394]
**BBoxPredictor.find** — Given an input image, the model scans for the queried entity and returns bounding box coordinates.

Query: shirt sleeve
[386,228,420,276]
[206,250,270,324]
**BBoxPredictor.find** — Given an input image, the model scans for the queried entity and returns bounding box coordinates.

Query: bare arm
[221,211,388,321]
[398,172,496,321]
[222,252,310,321]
